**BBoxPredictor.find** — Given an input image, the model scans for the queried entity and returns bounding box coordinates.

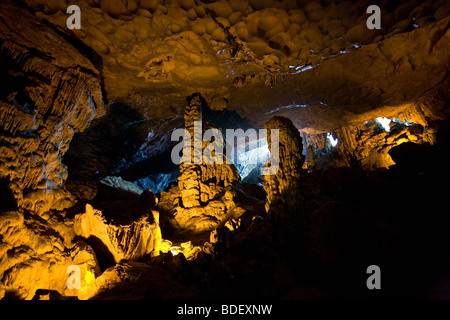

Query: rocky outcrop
[178,94,240,208]
[0,1,104,217]
[159,94,242,232]
[263,116,305,220]
[74,204,162,264]
[299,94,448,171]
[0,0,445,150]
[0,210,100,300]
[330,121,418,169]
[228,15,450,133]
[0,190,161,299]
[0,0,449,302]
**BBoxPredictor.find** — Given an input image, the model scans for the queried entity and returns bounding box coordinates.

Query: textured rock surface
[178,94,240,207]
[0,210,100,300]
[0,0,450,301]
[0,1,169,298]
[6,0,447,132]
[159,94,242,232]
[74,204,162,264]
[299,86,450,171]
[0,0,104,216]
[78,261,194,300]
[263,116,305,219]
[226,15,450,132]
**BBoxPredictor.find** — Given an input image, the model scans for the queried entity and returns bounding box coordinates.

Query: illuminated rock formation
[0,211,100,300]
[77,260,194,300]
[14,0,448,109]
[177,94,204,208]
[178,94,240,207]
[0,0,449,301]
[0,1,104,217]
[263,116,305,220]
[74,204,162,263]
[159,94,242,232]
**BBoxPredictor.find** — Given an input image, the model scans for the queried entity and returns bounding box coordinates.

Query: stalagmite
[308,145,316,171]
[160,93,242,232]
[263,116,305,220]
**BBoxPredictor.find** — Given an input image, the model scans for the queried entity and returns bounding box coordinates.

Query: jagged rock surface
[74,204,162,264]
[298,90,449,171]
[0,0,449,302]
[0,1,104,217]
[178,94,240,207]
[18,0,450,111]
[263,116,305,219]
[78,261,194,300]
[0,211,100,300]
[159,94,242,232]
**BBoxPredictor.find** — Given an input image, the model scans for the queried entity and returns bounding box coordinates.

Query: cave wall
[0,1,106,299]
[0,1,104,216]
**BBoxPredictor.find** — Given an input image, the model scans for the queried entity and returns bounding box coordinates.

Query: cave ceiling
[3,0,449,133]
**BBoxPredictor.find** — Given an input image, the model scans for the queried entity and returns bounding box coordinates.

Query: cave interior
[0,0,450,300]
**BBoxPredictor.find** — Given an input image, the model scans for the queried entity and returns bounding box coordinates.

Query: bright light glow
[169,246,181,256]
[376,117,391,132]
[327,133,338,147]
[265,104,307,115]
[236,139,271,179]
[404,118,413,126]
[288,65,316,74]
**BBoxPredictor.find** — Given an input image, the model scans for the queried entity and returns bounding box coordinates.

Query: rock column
[263,116,305,220]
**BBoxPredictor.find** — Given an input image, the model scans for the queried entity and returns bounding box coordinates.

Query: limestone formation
[0,0,449,301]
[263,116,305,220]
[178,94,240,208]
[159,94,241,232]
[0,1,104,217]
[74,204,162,263]
[297,93,447,171]
[2,0,444,126]
[0,210,100,300]
[77,261,194,300]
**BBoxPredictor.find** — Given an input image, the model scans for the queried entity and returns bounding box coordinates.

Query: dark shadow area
[118,149,179,181]
[41,19,108,104]
[89,184,156,225]
[63,102,146,199]
[152,120,450,300]
[86,235,116,272]
[31,289,66,300]
[74,235,116,272]
[0,178,17,212]
[0,39,44,114]
[200,95,253,132]
[1,289,24,300]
